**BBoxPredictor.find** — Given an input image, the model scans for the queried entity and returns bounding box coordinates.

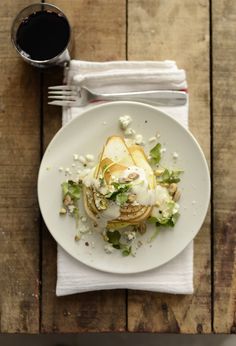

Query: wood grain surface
[0,0,40,333]
[41,0,127,332]
[212,0,236,333]
[127,0,211,333]
[2,0,235,334]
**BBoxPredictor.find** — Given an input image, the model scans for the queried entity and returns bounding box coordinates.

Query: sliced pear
[128,145,156,189]
[99,157,127,184]
[83,136,155,230]
[100,136,135,168]
[83,186,98,223]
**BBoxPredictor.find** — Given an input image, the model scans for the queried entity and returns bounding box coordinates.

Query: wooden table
[0,0,235,334]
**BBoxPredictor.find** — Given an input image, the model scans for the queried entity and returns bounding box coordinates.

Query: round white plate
[38,101,210,274]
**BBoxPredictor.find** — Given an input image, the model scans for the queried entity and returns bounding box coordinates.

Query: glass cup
[11,3,71,68]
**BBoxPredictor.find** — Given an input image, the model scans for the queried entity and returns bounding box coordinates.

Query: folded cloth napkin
[56,60,193,296]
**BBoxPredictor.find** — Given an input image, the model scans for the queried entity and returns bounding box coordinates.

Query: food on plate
[59,134,182,256]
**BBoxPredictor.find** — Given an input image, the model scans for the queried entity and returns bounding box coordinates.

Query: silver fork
[48,85,187,107]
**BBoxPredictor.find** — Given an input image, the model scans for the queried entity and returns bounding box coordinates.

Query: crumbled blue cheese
[78,223,90,234]
[148,136,157,143]
[127,231,136,241]
[71,163,76,167]
[81,216,87,222]
[160,147,166,154]
[73,154,79,161]
[172,152,179,159]
[58,166,63,172]
[79,155,86,164]
[85,154,95,162]
[68,205,75,214]
[104,243,114,254]
[124,127,136,137]
[135,134,144,145]
[119,115,132,130]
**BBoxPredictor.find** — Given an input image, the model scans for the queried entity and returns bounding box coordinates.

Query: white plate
[38,101,210,274]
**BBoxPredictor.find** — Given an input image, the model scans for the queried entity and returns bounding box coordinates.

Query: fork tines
[48,85,78,103]
[48,85,77,90]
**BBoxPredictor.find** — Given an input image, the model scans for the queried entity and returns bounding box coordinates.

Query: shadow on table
[0,334,236,346]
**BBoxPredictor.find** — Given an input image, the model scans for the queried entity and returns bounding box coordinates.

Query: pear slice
[128,145,156,189]
[99,157,127,184]
[98,136,135,171]
[83,136,155,230]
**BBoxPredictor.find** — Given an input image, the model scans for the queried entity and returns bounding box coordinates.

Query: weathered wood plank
[212,0,236,333]
[127,0,211,333]
[0,1,40,333]
[41,0,127,332]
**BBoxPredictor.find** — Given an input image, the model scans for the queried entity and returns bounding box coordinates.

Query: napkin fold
[56,60,193,296]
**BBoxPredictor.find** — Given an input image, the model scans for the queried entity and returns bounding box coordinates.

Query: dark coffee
[16,10,70,61]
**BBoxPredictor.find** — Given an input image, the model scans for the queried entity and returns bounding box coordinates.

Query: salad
[59,117,183,256]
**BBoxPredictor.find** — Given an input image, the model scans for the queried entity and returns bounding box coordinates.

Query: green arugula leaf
[149,143,162,165]
[106,183,130,200]
[156,212,180,227]
[158,169,183,184]
[148,211,180,232]
[116,193,129,205]
[61,180,81,201]
[122,245,132,256]
[106,230,121,246]
[147,216,158,224]
[106,230,132,256]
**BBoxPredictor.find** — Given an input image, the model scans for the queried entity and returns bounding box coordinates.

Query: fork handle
[91,90,187,106]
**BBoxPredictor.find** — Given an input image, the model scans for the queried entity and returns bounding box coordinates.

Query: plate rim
[37,101,211,274]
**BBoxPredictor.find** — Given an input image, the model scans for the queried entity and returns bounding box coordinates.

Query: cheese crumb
[79,155,86,164]
[86,154,95,162]
[124,128,136,137]
[73,154,79,161]
[104,244,114,254]
[148,136,157,143]
[119,115,132,130]
[58,167,63,172]
[173,152,179,159]
[135,134,144,145]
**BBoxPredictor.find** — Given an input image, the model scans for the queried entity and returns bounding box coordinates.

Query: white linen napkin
[56,60,193,296]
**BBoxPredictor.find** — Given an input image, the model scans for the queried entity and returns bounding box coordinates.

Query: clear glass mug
[11,3,71,68]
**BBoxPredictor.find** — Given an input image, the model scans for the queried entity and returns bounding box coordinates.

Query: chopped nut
[127,194,136,203]
[127,172,139,181]
[137,223,147,235]
[74,234,81,241]
[59,207,67,215]
[63,195,72,206]
[173,189,181,202]
[154,169,164,176]
[169,183,177,195]
[160,183,169,188]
